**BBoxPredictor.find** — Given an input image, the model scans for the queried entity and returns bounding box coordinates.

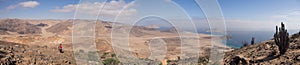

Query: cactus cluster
[274,22,289,55]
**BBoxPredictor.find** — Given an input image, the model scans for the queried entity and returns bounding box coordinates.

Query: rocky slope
[0,30,9,35]
[0,41,75,65]
[224,31,300,65]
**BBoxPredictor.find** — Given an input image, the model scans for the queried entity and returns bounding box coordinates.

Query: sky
[0,0,299,31]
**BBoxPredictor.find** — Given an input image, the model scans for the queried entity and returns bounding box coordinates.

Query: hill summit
[224,23,300,65]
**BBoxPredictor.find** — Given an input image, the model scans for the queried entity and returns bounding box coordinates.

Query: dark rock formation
[36,23,48,27]
[229,56,248,65]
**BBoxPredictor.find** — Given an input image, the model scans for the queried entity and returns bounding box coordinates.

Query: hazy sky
[0,0,299,31]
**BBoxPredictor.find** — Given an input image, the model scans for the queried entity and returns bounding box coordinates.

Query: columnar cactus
[274,22,289,55]
[251,37,255,45]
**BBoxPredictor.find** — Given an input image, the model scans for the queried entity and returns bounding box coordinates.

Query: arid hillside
[0,18,231,65]
[46,20,72,35]
[0,41,75,65]
[224,23,300,65]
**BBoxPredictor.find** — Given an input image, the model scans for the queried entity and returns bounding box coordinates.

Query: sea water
[221,30,298,49]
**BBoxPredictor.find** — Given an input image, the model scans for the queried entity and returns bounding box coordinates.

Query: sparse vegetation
[198,56,209,65]
[167,60,172,63]
[101,52,109,59]
[242,41,248,48]
[79,49,84,53]
[111,53,116,57]
[88,51,99,61]
[102,58,120,65]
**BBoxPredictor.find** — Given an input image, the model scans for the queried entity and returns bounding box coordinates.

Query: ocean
[219,30,299,48]
[157,26,298,49]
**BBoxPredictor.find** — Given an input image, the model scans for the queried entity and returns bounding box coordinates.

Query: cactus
[251,37,255,45]
[274,22,289,55]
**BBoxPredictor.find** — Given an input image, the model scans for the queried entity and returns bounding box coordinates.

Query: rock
[42,46,48,48]
[6,50,12,53]
[229,56,248,65]
[63,60,72,64]
[14,45,19,47]
[296,55,300,61]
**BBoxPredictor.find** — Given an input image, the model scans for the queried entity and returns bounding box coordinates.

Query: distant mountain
[46,20,72,35]
[168,27,177,33]
[146,24,160,29]
[0,19,42,34]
